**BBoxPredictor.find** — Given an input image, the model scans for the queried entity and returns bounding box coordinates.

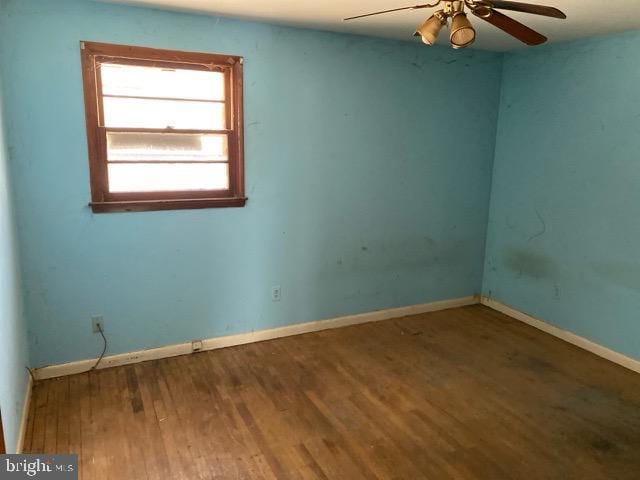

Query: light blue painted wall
[0,0,503,367]
[0,63,30,451]
[483,31,640,360]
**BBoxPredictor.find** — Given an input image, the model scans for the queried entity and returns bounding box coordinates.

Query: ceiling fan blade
[490,1,566,19]
[474,9,547,45]
[344,4,434,21]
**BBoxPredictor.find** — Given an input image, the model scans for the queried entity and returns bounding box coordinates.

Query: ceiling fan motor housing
[467,0,494,18]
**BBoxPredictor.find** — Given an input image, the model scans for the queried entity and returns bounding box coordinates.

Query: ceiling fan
[344,0,566,49]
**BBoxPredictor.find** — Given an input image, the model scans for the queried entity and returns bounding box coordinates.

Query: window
[81,42,245,213]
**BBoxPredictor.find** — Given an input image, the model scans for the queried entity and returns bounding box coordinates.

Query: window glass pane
[108,163,229,192]
[107,132,228,162]
[101,63,225,101]
[103,97,225,130]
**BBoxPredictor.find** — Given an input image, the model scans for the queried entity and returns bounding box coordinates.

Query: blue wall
[0,67,29,451]
[483,31,640,360]
[0,0,502,367]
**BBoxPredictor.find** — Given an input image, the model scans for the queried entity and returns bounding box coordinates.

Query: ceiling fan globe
[450,12,476,48]
[414,11,447,45]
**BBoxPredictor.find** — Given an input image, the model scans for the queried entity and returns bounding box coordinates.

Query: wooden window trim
[80,41,246,213]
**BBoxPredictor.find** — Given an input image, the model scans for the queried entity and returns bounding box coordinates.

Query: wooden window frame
[80,41,246,213]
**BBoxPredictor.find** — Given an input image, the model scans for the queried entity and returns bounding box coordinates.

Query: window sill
[90,197,247,213]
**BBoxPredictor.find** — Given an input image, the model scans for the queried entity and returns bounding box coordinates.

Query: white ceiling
[97,0,640,51]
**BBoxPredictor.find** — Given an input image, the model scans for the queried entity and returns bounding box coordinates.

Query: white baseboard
[481,296,640,374]
[16,373,33,454]
[33,296,479,381]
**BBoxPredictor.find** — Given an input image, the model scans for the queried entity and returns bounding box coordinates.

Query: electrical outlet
[92,315,104,333]
[192,340,203,352]
[272,285,282,302]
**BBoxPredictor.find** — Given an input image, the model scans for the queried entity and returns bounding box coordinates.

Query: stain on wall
[503,248,557,280]
[591,261,640,293]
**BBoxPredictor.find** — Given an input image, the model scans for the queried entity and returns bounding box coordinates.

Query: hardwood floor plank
[67,375,82,459]
[55,377,70,454]
[42,378,59,453]
[27,380,48,453]
[114,367,148,480]
[22,377,38,453]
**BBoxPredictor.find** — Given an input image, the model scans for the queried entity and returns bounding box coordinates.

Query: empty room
[1,0,640,478]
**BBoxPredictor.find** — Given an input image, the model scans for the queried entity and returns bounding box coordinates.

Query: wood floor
[24,305,640,479]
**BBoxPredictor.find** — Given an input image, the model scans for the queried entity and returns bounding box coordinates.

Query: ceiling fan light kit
[414,11,447,45]
[450,13,476,48]
[450,2,476,48]
[345,0,566,49]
